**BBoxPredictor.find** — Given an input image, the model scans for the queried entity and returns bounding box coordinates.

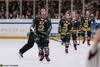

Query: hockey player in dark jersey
[81,10,98,45]
[58,12,72,53]
[71,11,81,50]
[35,9,52,62]
[18,21,36,58]
[77,15,82,45]
[19,8,52,62]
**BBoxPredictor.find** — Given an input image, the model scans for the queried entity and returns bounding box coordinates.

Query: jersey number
[62,24,68,32]
[39,21,45,31]
[84,20,89,28]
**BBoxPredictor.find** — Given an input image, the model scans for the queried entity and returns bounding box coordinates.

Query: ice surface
[0,39,94,67]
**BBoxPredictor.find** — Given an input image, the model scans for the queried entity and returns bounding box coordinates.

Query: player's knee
[73,40,77,44]
[45,48,49,52]
[44,48,49,57]
[38,48,44,56]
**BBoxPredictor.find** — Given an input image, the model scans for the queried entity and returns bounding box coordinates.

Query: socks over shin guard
[39,49,44,56]
[65,45,69,53]
[44,48,49,57]
[87,41,91,46]
[44,48,50,61]
[73,41,77,50]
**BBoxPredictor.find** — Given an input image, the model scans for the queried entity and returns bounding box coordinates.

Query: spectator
[0,0,99,19]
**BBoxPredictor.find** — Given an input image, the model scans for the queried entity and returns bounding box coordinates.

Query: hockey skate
[73,41,77,50]
[65,49,68,53]
[45,56,50,62]
[82,40,85,44]
[74,46,77,50]
[87,41,91,46]
[39,55,44,61]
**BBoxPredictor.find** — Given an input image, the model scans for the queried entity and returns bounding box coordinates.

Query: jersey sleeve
[30,18,37,32]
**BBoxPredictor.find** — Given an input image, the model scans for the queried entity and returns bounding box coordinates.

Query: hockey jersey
[31,15,52,38]
[58,18,72,35]
[71,18,80,32]
[81,17,96,31]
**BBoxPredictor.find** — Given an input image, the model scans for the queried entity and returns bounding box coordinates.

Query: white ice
[0,39,94,67]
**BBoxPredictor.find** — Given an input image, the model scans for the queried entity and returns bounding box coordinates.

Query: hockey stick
[49,37,72,45]
[49,37,61,42]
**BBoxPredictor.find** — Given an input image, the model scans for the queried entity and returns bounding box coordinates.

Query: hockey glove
[30,27,35,32]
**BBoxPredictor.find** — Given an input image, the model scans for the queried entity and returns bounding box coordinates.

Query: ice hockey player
[34,8,52,62]
[19,8,52,62]
[18,18,36,58]
[58,11,72,53]
[71,11,80,50]
[81,10,98,45]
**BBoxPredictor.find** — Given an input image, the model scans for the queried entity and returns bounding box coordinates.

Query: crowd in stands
[0,0,100,19]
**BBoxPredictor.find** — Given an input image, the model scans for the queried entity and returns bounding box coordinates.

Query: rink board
[0,19,100,39]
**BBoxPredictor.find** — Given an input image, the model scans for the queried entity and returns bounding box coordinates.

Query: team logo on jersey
[62,24,68,32]
[38,21,45,32]
[85,20,88,23]
[84,20,89,28]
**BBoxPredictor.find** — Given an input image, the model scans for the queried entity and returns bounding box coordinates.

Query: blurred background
[0,0,100,19]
